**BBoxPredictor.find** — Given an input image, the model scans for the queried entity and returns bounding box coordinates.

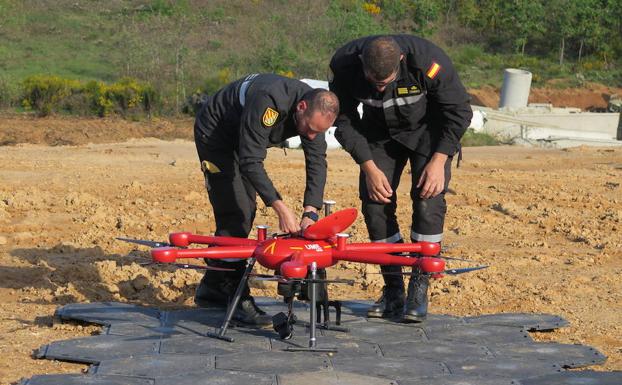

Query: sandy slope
[0,138,621,384]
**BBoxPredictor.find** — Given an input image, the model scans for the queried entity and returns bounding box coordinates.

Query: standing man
[194,74,339,326]
[329,35,472,322]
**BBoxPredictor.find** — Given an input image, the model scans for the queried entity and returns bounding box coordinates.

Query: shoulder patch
[426,61,441,79]
[262,107,279,127]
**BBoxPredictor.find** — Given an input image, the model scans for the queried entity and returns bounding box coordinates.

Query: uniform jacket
[329,34,472,163]
[194,74,327,208]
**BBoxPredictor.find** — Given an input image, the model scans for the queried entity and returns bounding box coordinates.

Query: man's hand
[361,160,392,203]
[300,206,318,231]
[272,200,301,234]
[417,153,448,199]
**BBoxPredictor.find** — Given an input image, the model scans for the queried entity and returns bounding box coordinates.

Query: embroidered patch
[262,107,279,127]
[426,61,441,79]
[398,85,421,96]
[201,160,221,174]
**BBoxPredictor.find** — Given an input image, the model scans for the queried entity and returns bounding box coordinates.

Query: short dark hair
[302,89,339,117]
[361,36,401,80]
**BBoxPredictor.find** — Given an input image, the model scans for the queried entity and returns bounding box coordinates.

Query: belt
[239,74,259,107]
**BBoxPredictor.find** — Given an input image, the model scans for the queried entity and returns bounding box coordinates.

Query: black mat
[19,299,621,385]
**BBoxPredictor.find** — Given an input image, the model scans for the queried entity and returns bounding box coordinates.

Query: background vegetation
[0,0,620,116]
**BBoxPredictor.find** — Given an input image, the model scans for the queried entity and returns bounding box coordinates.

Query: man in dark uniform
[329,35,472,322]
[194,73,339,325]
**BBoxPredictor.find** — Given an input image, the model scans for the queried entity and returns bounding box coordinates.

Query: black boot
[402,268,429,323]
[219,261,272,327]
[367,265,405,318]
[194,260,229,308]
[232,296,273,327]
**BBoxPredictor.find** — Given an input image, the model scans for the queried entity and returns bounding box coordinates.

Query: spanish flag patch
[262,107,279,127]
[426,61,441,79]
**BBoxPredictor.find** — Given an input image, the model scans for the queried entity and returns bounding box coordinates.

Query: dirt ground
[0,91,621,383]
[469,82,621,111]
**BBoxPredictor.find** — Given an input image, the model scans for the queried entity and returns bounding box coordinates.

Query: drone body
[148,208,449,280]
[118,206,487,345]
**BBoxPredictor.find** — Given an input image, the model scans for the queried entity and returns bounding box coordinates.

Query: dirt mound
[0,114,193,147]
[2,84,621,151]
[469,82,622,110]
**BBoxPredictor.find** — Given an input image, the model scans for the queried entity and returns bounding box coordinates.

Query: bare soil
[469,82,622,110]
[1,96,621,383]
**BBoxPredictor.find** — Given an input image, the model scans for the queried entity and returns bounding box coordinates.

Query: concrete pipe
[499,68,532,110]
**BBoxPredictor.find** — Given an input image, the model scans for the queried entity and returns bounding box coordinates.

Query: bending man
[329,35,472,322]
[194,74,339,325]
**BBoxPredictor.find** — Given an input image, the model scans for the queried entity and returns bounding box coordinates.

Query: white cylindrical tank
[499,68,532,109]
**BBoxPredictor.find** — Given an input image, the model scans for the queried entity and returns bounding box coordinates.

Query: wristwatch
[301,211,319,222]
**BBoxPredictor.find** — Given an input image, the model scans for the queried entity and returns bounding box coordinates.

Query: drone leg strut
[206,257,257,342]
[286,262,338,353]
[316,300,349,333]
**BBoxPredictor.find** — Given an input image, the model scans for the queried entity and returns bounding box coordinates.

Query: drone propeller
[137,261,235,271]
[116,237,172,248]
[303,278,355,285]
[399,252,475,263]
[443,265,489,275]
[368,265,489,276]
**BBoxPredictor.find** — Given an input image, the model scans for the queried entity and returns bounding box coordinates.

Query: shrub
[20,75,158,117]
[22,75,82,116]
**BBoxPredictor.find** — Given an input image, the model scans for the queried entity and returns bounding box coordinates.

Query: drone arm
[151,246,256,263]
[332,250,446,273]
[169,232,258,247]
[343,242,440,256]
[332,250,421,266]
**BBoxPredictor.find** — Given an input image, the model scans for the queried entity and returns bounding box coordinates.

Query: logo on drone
[304,244,323,252]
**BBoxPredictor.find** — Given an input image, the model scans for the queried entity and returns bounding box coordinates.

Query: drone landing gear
[206,257,257,342]
[274,263,349,353]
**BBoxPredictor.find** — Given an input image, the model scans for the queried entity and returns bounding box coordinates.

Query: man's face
[295,101,334,141]
[361,53,403,93]
[364,68,398,93]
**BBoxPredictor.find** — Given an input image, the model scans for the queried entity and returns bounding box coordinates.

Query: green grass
[0,0,619,113]
[461,129,501,147]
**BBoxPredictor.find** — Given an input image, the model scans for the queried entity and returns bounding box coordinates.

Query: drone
[118,201,487,352]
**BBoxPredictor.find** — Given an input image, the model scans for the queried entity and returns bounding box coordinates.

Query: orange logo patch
[262,107,279,127]
[426,61,441,79]
[263,241,277,255]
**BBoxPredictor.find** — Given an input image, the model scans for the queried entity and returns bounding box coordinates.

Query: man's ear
[297,100,308,113]
[399,54,404,62]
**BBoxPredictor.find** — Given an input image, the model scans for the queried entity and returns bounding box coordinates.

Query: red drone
[119,206,486,351]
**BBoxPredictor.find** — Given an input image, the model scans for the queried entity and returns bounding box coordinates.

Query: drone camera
[272,312,293,340]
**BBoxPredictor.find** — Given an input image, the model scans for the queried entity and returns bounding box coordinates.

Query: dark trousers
[194,137,257,298]
[359,140,451,290]
[195,140,257,239]
[359,140,451,244]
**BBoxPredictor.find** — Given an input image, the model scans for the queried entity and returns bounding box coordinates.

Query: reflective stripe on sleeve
[239,73,259,107]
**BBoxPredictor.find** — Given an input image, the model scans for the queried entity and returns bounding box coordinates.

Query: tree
[545,0,579,65]
[498,0,546,55]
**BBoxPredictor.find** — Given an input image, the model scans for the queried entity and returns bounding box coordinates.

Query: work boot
[402,268,429,323]
[194,268,228,308]
[367,265,405,318]
[200,260,272,327]
[232,296,273,327]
